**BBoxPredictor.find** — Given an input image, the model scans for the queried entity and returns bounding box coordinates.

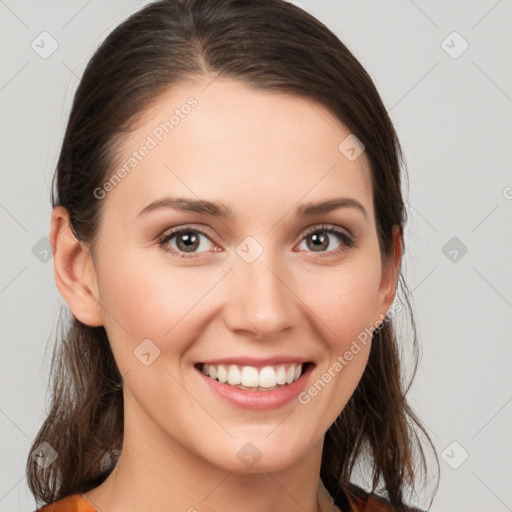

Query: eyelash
[157,224,355,260]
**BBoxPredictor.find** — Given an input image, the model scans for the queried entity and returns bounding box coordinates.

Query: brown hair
[27,0,439,508]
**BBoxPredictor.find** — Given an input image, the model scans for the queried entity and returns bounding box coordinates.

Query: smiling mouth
[195,362,312,391]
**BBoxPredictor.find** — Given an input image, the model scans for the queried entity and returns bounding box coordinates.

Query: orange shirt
[35,490,420,512]
[35,494,96,512]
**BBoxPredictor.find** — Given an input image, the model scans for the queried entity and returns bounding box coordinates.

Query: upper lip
[198,356,313,366]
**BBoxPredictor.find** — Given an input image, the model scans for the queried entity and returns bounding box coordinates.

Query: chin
[196,427,320,475]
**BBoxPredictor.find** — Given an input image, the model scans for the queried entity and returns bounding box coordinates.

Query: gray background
[1,0,511,510]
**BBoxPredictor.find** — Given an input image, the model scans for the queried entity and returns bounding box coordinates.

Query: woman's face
[84,78,399,473]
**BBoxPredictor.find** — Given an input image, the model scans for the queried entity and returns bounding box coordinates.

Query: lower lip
[197,366,312,410]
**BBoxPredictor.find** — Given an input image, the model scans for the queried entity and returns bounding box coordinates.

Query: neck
[84,392,326,512]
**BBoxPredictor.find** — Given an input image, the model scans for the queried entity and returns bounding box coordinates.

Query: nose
[222,252,298,340]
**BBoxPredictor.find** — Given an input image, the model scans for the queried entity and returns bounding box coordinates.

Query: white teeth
[276,366,287,385]
[259,366,277,388]
[217,364,228,383]
[201,362,305,389]
[241,366,259,387]
[227,365,241,385]
[285,365,295,384]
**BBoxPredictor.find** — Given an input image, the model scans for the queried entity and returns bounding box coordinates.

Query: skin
[51,77,402,512]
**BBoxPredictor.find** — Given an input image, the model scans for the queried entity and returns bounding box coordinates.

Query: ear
[50,206,103,327]
[376,224,403,320]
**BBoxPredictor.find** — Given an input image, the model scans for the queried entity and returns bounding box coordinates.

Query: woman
[27,0,439,510]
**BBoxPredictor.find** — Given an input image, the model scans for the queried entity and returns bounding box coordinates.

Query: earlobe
[50,206,103,327]
[377,225,403,319]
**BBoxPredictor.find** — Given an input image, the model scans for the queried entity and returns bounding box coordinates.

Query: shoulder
[35,493,97,512]
[341,484,426,512]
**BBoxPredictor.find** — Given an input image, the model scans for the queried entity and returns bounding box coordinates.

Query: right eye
[157,227,219,259]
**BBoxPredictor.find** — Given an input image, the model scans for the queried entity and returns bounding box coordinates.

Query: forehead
[105,78,374,220]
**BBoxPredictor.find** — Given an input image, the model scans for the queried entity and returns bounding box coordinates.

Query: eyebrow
[136,196,368,220]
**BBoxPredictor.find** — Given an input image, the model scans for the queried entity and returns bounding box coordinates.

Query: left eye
[297,225,354,254]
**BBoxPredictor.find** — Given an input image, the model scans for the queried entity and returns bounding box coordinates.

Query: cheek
[95,248,212,361]
[299,254,382,349]
[294,261,381,427]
